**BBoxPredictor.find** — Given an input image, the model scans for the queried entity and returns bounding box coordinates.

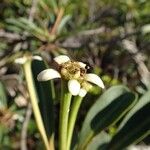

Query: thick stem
[23,60,51,150]
[59,81,72,150]
[67,96,83,150]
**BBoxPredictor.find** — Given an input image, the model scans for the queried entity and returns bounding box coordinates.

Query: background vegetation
[0,0,150,149]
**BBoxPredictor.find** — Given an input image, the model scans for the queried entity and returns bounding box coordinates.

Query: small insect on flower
[84,62,93,73]
[37,55,104,97]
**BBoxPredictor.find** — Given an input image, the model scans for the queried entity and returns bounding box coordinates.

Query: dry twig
[0,30,21,41]
[50,7,64,35]
[21,103,32,150]
[29,0,38,22]
[123,39,150,87]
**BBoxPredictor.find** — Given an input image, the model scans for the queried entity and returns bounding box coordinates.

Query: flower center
[60,61,87,80]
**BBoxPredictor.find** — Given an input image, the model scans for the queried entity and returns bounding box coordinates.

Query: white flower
[54,55,70,64]
[37,69,61,81]
[37,55,104,97]
[85,73,105,89]
[79,88,87,97]
[15,57,27,64]
[32,56,43,61]
[15,55,42,64]
[68,79,81,96]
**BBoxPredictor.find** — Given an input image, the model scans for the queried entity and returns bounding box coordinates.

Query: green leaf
[0,124,9,148]
[57,15,72,34]
[86,132,111,150]
[31,60,55,140]
[42,0,58,12]
[0,82,7,109]
[6,18,55,42]
[107,90,150,150]
[77,85,137,150]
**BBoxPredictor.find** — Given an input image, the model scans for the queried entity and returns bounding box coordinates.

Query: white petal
[85,73,105,89]
[68,79,80,96]
[37,69,61,81]
[15,57,27,64]
[78,62,86,68]
[79,88,87,97]
[54,55,70,64]
[33,56,42,61]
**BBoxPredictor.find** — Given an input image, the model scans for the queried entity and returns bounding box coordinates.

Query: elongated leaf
[0,124,9,147]
[0,82,7,109]
[86,132,111,150]
[77,85,137,150]
[7,18,55,42]
[42,0,58,12]
[57,15,72,34]
[31,60,55,139]
[107,90,150,150]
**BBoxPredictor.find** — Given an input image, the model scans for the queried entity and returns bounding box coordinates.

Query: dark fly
[84,62,93,73]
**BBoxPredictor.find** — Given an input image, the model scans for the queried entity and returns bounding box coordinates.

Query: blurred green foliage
[0,0,150,149]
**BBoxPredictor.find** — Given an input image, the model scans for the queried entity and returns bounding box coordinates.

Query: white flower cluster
[37,55,104,97]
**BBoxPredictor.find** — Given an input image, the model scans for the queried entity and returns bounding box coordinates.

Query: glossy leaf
[107,90,150,150]
[77,85,137,150]
[86,132,111,150]
[31,60,55,139]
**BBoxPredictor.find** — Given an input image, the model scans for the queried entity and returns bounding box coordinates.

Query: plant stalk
[67,96,83,150]
[59,81,72,150]
[23,60,51,150]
